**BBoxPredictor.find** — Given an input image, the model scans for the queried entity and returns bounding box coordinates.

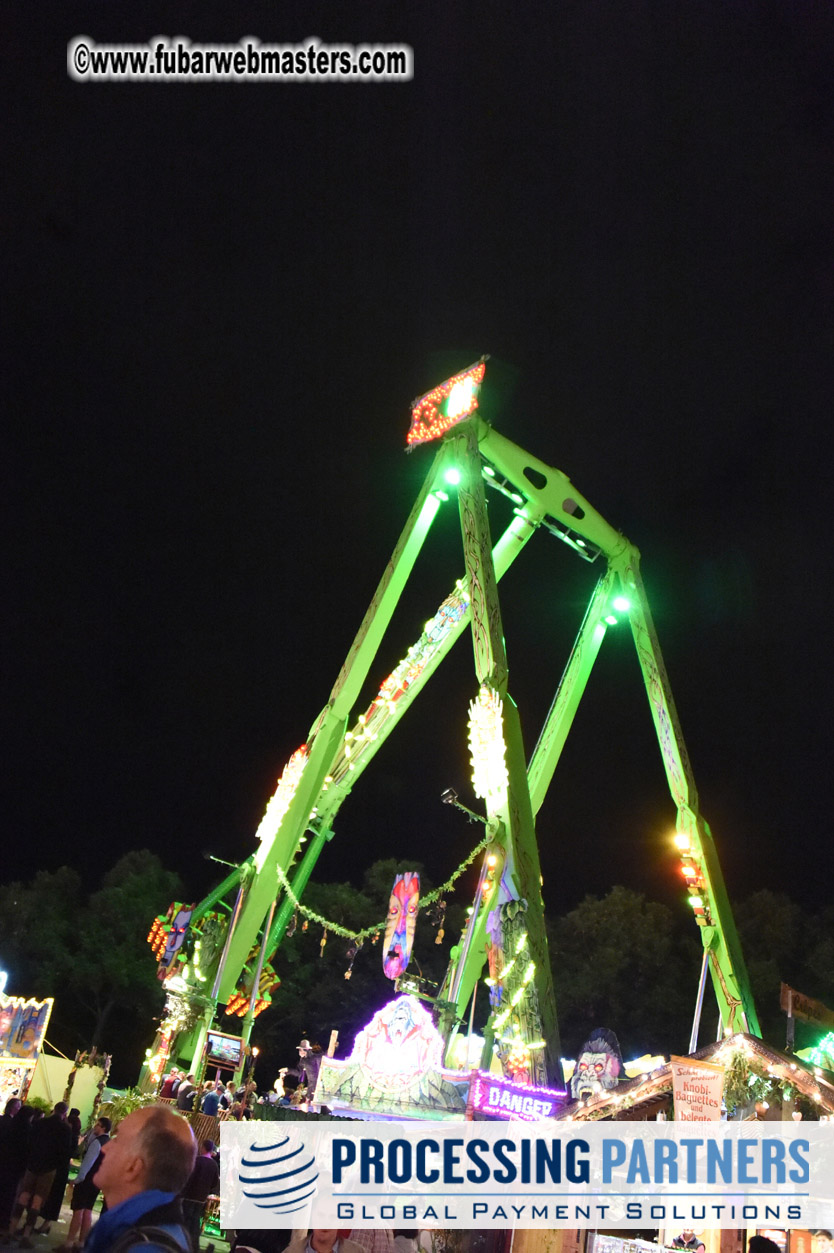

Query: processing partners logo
[222,1121,834,1231]
[238,1133,319,1216]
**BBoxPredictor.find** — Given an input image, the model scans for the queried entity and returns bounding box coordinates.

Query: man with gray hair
[84,1105,196,1253]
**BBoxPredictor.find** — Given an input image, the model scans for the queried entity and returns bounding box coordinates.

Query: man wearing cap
[181,1139,220,1249]
[279,1039,323,1098]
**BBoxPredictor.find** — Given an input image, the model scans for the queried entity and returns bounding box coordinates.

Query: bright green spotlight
[604,614,618,626]
[444,467,462,486]
[612,596,631,612]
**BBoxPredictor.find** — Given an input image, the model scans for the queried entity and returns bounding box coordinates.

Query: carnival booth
[0,991,53,1107]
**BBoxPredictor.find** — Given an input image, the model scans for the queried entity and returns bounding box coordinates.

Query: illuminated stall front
[0,991,54,1107]
[315,995,471,1120]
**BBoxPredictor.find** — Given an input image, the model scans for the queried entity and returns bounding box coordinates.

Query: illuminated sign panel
[469,1070,567,1122]
[0,994,53,1063]
[0,994,54,1106]
[406,360,486,448]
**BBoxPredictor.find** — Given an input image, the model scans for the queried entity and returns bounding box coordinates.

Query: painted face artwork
[569,1028,624,1100]
[351,994,443,1090]
[160,906,193,969]
[382,872,420,979]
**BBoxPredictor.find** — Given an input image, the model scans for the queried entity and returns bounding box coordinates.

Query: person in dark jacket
[56,1116,112,1252]
[0,1098,24,1233]
[35,1105,82,1233]
[175,1075,198,1111]
[67,1108,82,1152]
[181,1139,220,1249]
[8,1100,73,1246]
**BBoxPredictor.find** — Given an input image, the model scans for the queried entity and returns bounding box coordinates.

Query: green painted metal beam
[444,422,561,1086]
[215,444,449,1003]
[527,569,618,816]
[611,547,760,1037]
[314,501,544,828]
[471,418,760,1039]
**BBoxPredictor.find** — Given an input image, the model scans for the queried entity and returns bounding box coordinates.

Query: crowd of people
[0,1099,218,1253]
[1,1096,410,1253]
[157,1072,258,1122]
[1,1099,77,1246]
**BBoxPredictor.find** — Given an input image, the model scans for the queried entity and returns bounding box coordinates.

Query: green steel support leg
[613,547,760,1037]
[446,422,562,1085]
[216,445,448,1004]
[527,570,618,816]
[467,419,760,1041]
[315,504,543,829]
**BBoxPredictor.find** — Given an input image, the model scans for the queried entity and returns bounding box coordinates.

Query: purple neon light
[471,1071,567,1122]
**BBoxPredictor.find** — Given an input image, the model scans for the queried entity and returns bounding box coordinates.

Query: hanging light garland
[272,829,492,944]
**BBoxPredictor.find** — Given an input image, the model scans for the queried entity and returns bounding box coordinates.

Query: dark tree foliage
[807,904,834,1001]
[734,889,832,1050]
[2,850,832,1089]
[0,851,181,1064]
[550,885,700,1061]
[73,850,183,1046]
[0,866,83,996]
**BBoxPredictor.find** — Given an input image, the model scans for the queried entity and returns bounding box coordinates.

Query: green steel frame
[146,403,759,1089]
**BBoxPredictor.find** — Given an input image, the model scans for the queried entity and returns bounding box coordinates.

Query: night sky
[3,0,833,959]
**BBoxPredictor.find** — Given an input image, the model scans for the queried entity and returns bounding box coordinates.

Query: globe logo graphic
[238,1135,319,1214]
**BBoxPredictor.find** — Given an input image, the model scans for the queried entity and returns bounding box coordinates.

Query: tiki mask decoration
[382,872,420,979]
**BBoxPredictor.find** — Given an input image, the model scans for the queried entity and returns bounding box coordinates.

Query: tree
[550,885,698,1059]
[70,850,182,1046]
[806,904,834,1004]
[253,875,381,1074]
[734,889,805,1043]
[0,866,82,998]
[0,851,181,1059]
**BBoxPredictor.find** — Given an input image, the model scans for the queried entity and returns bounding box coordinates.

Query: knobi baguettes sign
[671,1055,725,1121]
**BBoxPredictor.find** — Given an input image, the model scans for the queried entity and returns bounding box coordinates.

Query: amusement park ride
[139,358,760,1104]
